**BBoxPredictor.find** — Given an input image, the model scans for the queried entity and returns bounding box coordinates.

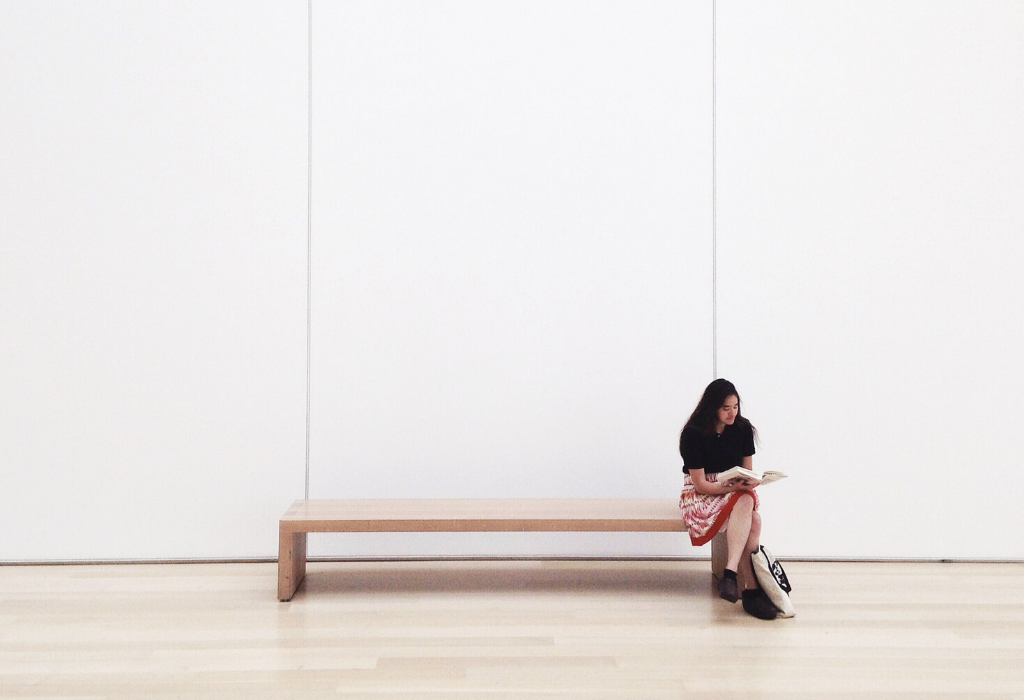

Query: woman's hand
[729,480,757,494]
[724,478,757,495]
[715,474,756,495]
[729,456,758,493]
[691,468,748,496]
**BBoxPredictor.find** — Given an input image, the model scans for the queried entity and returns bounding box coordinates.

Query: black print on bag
[767,551,792,593]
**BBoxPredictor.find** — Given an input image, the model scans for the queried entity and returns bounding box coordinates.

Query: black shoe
[742,588,780,620]
[717,575,739,603]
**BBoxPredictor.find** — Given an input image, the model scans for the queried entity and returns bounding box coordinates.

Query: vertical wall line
[712,0,718,380]
[304,0,313,501]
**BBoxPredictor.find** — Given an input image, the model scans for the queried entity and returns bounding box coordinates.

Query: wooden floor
[1,560,1022,699]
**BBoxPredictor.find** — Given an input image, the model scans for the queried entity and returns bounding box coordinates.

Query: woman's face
[717,395,739,428]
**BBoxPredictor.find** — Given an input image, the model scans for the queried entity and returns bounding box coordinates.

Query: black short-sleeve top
[679,422,755,474]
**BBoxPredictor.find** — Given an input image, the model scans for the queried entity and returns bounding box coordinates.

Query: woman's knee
[733,493,754,512]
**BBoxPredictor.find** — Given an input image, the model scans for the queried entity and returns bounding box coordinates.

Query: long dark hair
[683,378,757,439]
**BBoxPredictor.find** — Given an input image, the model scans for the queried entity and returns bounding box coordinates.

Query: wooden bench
[278,498,727,601]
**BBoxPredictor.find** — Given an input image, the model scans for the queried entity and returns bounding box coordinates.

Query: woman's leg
[725,493,754,572]
[736,510,779,618]
[737,510,761,590]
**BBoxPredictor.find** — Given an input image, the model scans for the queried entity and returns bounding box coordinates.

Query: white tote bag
[751,545,795,618]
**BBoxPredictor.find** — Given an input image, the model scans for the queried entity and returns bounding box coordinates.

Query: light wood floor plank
[1,560,1022,698]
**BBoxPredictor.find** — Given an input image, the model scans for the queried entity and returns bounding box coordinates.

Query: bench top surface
[281,498,686,533]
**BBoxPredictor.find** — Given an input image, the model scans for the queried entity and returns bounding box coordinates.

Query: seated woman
[679,378,779,620]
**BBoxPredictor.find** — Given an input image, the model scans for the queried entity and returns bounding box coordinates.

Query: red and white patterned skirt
[679,472,759,546]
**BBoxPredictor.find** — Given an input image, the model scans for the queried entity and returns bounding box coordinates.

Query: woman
[679,378,779,620]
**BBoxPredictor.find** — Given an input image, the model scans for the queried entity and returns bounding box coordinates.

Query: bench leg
[278,529,307,601]
[710,530,727,581]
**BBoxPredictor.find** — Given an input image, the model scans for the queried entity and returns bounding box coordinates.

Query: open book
[716,466,788,487]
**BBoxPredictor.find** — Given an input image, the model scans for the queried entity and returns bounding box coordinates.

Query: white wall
[306,0,712,557]
[716,1,1024,559]
[1,1,1020,562]
[0,1,308,559]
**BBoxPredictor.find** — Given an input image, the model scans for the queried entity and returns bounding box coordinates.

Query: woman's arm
[689,467,752,496]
